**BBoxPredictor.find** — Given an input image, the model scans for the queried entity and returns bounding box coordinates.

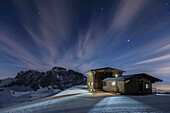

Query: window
[106,72,112,77]
[91,82,93,85]
[103,82,106,86]
[115,74,118,77]
[88,82,90,85]
[145,84,149,89]
[112,81,116,86]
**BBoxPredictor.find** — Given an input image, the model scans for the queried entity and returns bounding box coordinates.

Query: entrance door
[138,81,143,93]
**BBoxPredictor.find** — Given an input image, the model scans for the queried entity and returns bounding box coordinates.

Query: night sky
[0,0,170,89]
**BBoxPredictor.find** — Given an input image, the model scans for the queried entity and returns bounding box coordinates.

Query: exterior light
[115,74,118,77]
[112,81,116,86]
[125,80,130,83]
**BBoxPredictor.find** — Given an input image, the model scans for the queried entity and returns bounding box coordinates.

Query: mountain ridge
[0,66,87,91]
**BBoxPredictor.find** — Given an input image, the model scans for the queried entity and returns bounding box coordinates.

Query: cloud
[0,0,101,73]
[135,54,170,65]
[110,0,149,31]
[113,34,170,68]
[148,44,170,55]
[0,0,170,80]
[153,84,170,91]
[152,67,170,75]
[75,0,150,61]
[0,32,44,69]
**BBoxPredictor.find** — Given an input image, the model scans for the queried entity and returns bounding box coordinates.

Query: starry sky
[0,0,170,88]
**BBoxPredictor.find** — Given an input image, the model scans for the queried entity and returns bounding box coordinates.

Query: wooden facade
[86,67,162,94]
[86,67,125,91]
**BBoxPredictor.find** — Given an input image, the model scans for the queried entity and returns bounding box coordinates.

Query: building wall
[125,77,152,94]
[95,72,109,90]
[102,80,125,94]
[94,71,123,90]
[138,78,152,94]
[87,71,94,89]
[86,69,124,91]
[124,78,138,94]
[102,77,152,94]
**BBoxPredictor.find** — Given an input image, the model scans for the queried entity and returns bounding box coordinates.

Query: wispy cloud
[152,67,170,75]
[109,0,149,32]
[0,32,44,69]
[135,54,170,65]
[148,44,170,55]
[153,84,170,91]
[114,34,170,67]
[0,0,101,72]
[0,0,71,70]
[0,0,170,82]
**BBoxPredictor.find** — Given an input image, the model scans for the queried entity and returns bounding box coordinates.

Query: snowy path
[88,96,163,113]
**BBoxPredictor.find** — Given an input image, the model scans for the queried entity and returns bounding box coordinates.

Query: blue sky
[0,0,170,87]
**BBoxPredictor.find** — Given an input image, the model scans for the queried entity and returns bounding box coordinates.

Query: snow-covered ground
[0,85,170,113]
[53,85,89,96]
[0,78,16,87]
[0,86,61,108]
[88,96,162,113]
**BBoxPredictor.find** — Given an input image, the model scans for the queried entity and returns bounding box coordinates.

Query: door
[138,81,143,93]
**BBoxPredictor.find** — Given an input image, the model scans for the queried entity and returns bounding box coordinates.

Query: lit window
[112,81,116,86]
[91,82,93,85]
[88,82,90,85]
[115,74,118,77]
[146,84,149,89]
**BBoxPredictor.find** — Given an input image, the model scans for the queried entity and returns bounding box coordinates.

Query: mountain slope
[2,67,87,91]
[0,67,87,108]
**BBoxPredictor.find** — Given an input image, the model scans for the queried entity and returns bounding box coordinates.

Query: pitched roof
[90,67,125,72]
[102,73,163,83]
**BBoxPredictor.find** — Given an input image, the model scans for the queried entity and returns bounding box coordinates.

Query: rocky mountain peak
[2,67,87,91]
[52,67,67,72]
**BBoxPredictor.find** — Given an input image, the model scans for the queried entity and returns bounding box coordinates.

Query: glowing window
[112,81,116,86]
[146,84,149,89]
[91,82,93,85]
[88,82,90,85]
[115,74,118,77]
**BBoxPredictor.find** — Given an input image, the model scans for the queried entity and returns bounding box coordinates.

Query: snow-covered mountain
[0,78,16,87]
[1,67,86,91]
[0,67,87,108]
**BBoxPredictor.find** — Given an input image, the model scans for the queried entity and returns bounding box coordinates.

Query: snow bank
[0,86,61,109]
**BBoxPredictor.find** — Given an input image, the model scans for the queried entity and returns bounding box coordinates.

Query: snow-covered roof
[102,73,163,83]
[87,67,125,72]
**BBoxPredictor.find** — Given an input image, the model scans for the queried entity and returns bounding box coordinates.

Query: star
[166,1,170,6]
[127,39,131,42]
[101,8,104,11]
[38,11,42,15]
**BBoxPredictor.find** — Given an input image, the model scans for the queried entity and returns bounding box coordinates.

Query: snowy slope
[0,78,16,87]
[0,67,87,109]
[0,87,61,108]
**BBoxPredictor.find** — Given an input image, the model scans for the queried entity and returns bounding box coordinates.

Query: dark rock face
[2,67,87,91]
